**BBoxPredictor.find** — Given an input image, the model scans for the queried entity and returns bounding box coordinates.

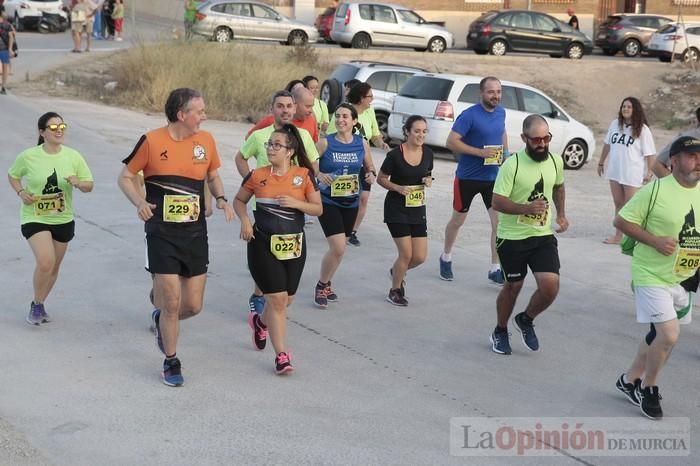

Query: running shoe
[514,312,539,351]
[490,328,512,355]
[488,268,505,285]
[27,302,44,326]
[615,373,641,406]
[389,268,406,297]
[39,304,51,323]
[386,288,408,306]
[152,309,165,354]
[162,357,184,387]
[348,231,361,246]
[325,281,338,302]
[248,294,265,315]
[439,257,454,281]
[248,312,267,350]
[637,385,663,420]
[275,352,294,375]
[314,283,328,308]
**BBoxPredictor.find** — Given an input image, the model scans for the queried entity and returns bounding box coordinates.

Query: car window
[511,12,534,29]
[330,64,361,83]
[211,3,226,13]
[252,4,277,19]
[397,9,422,24]
[359,4,372,20]
[335,3,348,18]
[532,14,558,32]
[501,86,518,111]
[392,72,413,94]
[457,84,479,104]
[688,27,700,35]
[373,5,397,24]
[521,89,554,115]
[399,77,453,101]
[366,71,390,92]
[492,14,511,27]
[225,3,250,16]
[657,24,677,34]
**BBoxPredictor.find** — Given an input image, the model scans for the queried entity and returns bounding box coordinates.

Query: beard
[525,144,550,162]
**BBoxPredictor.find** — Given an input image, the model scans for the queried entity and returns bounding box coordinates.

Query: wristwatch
[215,195,228,202]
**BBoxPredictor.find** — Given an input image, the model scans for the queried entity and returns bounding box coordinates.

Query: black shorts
[496,235,560,283]
[453,178,494,212]
[248,229,307,295]
[21,221,75,243]
[319,202,359,238]
[387,222,427,238]
[360,166,371,192]
[146,234,209,278]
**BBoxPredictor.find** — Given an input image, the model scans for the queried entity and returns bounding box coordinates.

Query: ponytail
[275,124,314,174]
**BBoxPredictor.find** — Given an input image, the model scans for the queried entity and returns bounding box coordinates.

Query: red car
[315,6,335,41]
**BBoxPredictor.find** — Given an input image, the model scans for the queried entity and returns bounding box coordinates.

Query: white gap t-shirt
[605,120,656,187]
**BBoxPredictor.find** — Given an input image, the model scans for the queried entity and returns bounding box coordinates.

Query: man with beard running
[489,114,568,355]
[440,76,508,283]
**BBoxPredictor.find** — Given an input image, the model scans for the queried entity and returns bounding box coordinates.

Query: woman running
[377,115,433,306]
[8,112,94,324]
[314,103,376,308]
[233,124,322,374]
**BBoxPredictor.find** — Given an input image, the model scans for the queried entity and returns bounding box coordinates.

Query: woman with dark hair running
[597,97,656,244]
[234,124,322,374]
[302,74,330,135]
[377,115,433,306]
[8,112,94,324]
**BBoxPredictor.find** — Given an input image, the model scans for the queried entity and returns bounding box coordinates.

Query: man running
[247,86,319,143]
[489,114,568,355]
[614,136,700,420]
[118,88,234,387]
[440,76,508,284]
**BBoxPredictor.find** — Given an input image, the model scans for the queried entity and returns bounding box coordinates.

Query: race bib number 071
[34,193,66,216]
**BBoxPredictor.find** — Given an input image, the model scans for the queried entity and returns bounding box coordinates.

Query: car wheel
[489,39,507,56]
[287,30,308,46]
[375,111,390,144]
[562,139,588,170]
[351,32,370,49]
[214,27,233,43]
[427,36,446,53]
[321,79,342,112]
[566,43,584,59]
[14,13,24,32]
[682,47,699,63]
[623,38,641,57]
[473,49,488,55]
[602,48,617,56]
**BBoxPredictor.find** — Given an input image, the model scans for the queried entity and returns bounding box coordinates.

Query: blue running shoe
[514,312,539,351]
[439,257,453,281]
[490,329,512,355]
[152,309,165,354]
[248,294,265,315]
[162,357,184,387]
[488,268,505,285]
[26,302,43,326]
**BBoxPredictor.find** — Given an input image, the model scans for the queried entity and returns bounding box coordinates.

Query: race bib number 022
[163,195,200,223]
[270,233,303,260]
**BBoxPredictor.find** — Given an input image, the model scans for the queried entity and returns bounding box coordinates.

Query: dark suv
[595,14,672,57]
[467,9,593,59]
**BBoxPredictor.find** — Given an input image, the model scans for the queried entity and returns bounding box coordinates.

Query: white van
[388,73,595,169]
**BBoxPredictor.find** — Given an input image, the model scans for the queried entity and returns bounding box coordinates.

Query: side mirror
[550,109,559,118]
[418,18,425,24]
[553,27,561,32]
[276,15,282,21]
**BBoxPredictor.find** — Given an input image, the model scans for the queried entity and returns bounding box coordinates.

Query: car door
[507,12,539,52]
[532,13,567,53]
[369,4,400,46]
[223,3,250,39]
[249,3,282,41]
[518,88,569,155]
[396,9,426,46]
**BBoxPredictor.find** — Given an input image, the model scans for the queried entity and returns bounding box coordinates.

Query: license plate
[597,34,606,39]
[469,32,477,38]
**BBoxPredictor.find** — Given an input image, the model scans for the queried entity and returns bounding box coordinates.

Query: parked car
[330,2,453,53]
[192,0,319,45]
[388,73,595,170]
[467,9,592,59]
[4,0,68,31]
[647,22,700,63]
[320,61,427,143]
[595,14,672,57]
[315,6,335,42]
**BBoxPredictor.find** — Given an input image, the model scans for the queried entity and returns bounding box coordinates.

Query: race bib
[405,185,425,207]
[331,174,359,197]
[71,10,87,22]
[517,204,549,227]
[674,248,700,276]
[483,145,504,166]
[34,193,65,216]
[270,233,303,261]
[163,194,200,223]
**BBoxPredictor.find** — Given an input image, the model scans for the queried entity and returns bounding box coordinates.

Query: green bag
[620,180,659,256]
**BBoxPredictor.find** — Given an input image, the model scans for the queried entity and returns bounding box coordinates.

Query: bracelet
[17,189,24,196]
[369,169,377,177]
[215,195,228,202]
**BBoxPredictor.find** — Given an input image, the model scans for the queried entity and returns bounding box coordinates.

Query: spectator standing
[567,8,579,30]
[112,0,124,41]
[0,12,15,95]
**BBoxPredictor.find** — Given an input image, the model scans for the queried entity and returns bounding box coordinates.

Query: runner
[314,103,375,308]
[303,75,330,136]
[117,88,234,387]
[233,124,322,374]
[614,136,700,420]
[246,86,319,143]
[377,115,433,306]
[235,90,320,317]
[652,107,700,178]
[489,114,568,355]
[439,77,508,284]
[327,82,389,246]
[8,112,94,325]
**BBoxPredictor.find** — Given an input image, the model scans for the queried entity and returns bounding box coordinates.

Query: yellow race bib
[34,193,65,216]
[674,248,700,276]
[517,204,549,227]
[405,185,426,207]
[483,145,504,166]
[270,233,303,261]
[163,195,200,223]
[331,174,360,197]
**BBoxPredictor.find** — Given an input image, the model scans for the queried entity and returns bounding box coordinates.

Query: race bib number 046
[483,145,504,166]
[270,233,303,261]
[163,195,200,223]
[34,192,65,216]
[331,174,359,197]
[674,248,700,276]
[405,185,425,207]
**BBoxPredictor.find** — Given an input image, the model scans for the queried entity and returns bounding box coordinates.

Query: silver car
[331,1,454,53]
[192,0,319,45]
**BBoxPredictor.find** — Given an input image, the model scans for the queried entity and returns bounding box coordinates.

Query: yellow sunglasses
[45,123,68,132]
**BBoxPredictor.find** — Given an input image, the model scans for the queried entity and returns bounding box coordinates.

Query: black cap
[670,136,700,157]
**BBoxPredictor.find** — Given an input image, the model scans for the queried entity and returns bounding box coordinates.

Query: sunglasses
[525,133,552,145]
[45,123,68,132]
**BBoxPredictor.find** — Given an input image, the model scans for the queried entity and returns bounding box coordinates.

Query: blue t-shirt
[452,104,506,181]
[319,134,365,208]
